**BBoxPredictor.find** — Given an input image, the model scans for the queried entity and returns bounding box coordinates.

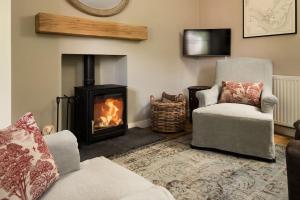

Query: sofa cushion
[0,113,59,200]
[120,185,175,200]
[219,81,263,107]
[41,157,156,200]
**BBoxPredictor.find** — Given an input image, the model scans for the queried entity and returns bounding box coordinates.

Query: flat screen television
[183,29,231,57]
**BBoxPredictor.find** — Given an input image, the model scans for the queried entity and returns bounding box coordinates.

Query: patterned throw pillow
[219,81,264,107]
[0,113,59,200]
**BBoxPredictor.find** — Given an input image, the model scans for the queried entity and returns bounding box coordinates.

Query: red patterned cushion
[0,113,59,200]
[219,81,264,107]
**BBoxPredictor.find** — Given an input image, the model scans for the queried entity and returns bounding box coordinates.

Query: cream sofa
[42,131,174,200]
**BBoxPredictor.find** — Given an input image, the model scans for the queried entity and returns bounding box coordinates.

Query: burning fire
[94,97,123,129]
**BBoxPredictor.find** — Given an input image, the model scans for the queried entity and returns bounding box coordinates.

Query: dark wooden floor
[275,133,292,146]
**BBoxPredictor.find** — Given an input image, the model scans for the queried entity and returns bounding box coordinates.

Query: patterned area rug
[112,134,288,200]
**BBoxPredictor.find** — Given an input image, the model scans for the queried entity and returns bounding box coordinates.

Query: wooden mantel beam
[35,12,148,41]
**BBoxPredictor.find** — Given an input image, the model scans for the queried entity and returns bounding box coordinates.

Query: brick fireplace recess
[74,55,127,144]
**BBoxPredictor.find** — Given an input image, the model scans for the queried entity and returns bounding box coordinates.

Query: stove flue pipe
[83,55,95,87]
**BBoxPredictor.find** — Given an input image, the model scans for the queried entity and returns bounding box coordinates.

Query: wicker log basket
[150,92,186,133]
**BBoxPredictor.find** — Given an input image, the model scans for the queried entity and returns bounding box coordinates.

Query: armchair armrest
[261,89,278,113]
[196,85,219,108]
[44,130,80,176]
[295,120,300,140]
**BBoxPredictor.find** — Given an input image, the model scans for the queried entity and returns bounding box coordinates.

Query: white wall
[0,0,11,127]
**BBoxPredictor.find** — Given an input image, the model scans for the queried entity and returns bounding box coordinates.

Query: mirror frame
[68,0,129,17]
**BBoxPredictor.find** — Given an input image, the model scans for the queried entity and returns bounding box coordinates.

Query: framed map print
[243,0,297,38]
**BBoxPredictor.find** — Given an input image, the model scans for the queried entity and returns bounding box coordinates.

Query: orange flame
[94,97,123,129]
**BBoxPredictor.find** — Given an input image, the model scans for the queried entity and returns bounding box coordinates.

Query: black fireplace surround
[74,55,128,144]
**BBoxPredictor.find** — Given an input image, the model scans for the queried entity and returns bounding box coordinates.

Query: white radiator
[273,75,300,128]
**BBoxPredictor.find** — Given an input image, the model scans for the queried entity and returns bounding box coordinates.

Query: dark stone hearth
[79,127,166,161]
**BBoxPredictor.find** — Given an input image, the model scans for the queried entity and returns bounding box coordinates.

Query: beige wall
[0,0,11,127]
[12,0,201,127]
[13,0,298,128]
[198,0,300,85]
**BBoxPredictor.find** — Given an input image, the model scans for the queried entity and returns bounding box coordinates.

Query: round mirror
[68,0,129,17]
[79,0,123,9]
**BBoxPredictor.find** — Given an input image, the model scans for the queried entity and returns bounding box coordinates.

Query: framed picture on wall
[243,0,297,38]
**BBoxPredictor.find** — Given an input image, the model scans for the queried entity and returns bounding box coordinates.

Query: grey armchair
[192,58,278,161]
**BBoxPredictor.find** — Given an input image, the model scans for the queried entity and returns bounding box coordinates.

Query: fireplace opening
[93,94,124,131]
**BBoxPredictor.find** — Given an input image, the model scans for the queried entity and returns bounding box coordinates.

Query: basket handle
[177,94,185,102]
[150,95,155,103]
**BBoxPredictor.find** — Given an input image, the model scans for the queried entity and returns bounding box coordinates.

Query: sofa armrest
[286,140,300,200]
[261,89,278,113]
[196,85,219,108]
[44,130,80,176]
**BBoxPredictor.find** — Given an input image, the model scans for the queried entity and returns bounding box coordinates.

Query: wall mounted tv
[183,29,231,57]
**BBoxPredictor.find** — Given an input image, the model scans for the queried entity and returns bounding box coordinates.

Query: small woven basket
[150,92,186,133]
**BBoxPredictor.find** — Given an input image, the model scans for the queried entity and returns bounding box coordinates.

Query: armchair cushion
[219,81,263,107]
[193,103,273,122]
[196,85,219,107]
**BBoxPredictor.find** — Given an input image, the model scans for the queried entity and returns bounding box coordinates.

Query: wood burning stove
[73,55,127,144]
[74,85,127,144]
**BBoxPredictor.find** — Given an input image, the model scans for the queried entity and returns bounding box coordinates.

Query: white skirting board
[128,119,151,129]
[275,124,295,137]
